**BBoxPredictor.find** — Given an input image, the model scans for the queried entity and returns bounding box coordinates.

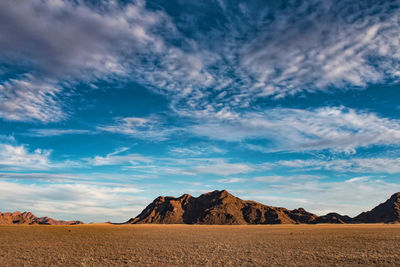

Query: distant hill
[0,211,83,225]
[353,192,400,223]
[128,190,400,225]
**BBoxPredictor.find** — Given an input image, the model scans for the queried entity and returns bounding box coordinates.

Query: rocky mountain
[0,211,83,225]
[128,190,400,225]
[128,190,319,224]
[353,192,400,223]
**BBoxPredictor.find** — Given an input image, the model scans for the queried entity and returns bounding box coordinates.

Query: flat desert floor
[0,224,400,266]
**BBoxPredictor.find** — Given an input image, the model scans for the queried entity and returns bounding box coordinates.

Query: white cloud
[0,180,144,222]
[98,106,400,153]
[28,128,91,136]
[0,141,86,171]
[169,145,226,156]
[0,76,64,122]
[123,156,265,177]
[345,176,371,183]
[85,147,152,166]
[252,175,320,183]
[0,144,51,170]
[279,157,400,174]
[216,177,246,183]
[190,106,400,153]
[98,116,179,141]
[253,176,287,183]
[192,159,254,176]
[0,172,91,182]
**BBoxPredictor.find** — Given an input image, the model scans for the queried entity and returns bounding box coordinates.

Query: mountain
[353,192,400,223]
[0,211,83,225]
[127,190,319,224]
[128,190,400,225]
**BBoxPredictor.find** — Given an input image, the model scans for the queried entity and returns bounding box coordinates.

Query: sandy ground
[0,224,399,266]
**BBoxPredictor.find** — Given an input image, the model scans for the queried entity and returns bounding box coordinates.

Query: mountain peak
[204,189,233,199]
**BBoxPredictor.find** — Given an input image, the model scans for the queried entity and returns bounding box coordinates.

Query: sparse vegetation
[1,224,400,266]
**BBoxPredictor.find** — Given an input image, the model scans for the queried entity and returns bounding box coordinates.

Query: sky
[0,0,400,222]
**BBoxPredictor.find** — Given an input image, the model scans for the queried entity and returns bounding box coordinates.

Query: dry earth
[0,224,400,266]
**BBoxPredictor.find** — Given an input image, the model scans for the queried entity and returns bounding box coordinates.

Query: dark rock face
[353,192,400,223]
[0,211,83,225]
[128,190,318,225]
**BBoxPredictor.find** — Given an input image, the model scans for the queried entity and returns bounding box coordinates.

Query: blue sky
[0,0,400,222]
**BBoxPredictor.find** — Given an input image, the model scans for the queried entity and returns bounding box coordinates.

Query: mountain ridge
[0,211,83,225]
[127,190,400,225]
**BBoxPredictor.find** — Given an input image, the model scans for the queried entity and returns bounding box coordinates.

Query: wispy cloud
[235,1,400,98]
[159,0,400,115]
[192,159,255,176]
[28,128,91,137]
[97,116,179,141]
[85,147,152,166]
[125,157,266,177]
[190,106,400,153]
[216,177,246,184]
[279,157,400,174]
[0,75,64,122]
[252,175,321,183]
[169,145,226,156]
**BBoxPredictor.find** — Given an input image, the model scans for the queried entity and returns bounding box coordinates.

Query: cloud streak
[279,157,400,174]
[85,147,152,166]
[28,128,91,137]
[97,116,179,141]
[190,106,400,153]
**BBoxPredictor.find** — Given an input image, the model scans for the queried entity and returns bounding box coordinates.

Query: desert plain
[0,224,400,266]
